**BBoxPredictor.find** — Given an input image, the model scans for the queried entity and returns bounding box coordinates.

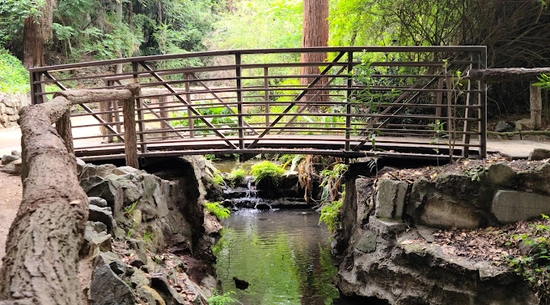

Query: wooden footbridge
[29,46,487,165]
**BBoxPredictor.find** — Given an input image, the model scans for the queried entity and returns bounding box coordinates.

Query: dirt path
[0,171,22,267]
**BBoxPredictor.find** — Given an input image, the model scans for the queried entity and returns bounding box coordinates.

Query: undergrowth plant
[0,49,29,93]
[319,192,345,233]
[249,160,285,185]
[212,170,225,186]
[227,168,247,187]
[205,202,231,220]
[207,291,240,305]
[428,119,446,166]
[319,163,347,202]
[506,214,550,302]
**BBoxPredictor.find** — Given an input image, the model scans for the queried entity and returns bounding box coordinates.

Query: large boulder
[90,264,135,305]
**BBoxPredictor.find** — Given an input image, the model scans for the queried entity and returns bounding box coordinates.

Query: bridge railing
[29,46,487,161]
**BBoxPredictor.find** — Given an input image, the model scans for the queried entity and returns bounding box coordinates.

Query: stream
[212,209,379,305]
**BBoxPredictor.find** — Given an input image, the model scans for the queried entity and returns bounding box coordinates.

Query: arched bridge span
[29,46,487,164]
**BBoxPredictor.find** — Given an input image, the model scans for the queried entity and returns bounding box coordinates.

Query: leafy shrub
[207,291,239,305]
[506,214,550,302]
[249,161,285,184]
[319,197,343,233]
[319,163,347,202]
[0,49,28,93]
[212,170,225,186]
[227,168,247,187]
[205,202,231,220]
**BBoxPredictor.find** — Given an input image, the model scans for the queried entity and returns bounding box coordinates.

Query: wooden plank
[466,68,550,82]
[530,83,543,130]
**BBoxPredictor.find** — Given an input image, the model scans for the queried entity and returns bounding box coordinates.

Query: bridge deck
[73,134,480,161]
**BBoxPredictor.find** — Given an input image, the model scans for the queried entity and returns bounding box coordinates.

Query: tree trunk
[0,96,89,304]
[23,17,45,69]
[22,0,56,68]
[301,0,329,104]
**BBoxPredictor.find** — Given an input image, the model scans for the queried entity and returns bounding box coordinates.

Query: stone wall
[336,159,550,305]
[0,92,30,128]
[76,157,221,304]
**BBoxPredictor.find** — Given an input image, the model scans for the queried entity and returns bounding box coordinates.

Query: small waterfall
[223,176,273,210]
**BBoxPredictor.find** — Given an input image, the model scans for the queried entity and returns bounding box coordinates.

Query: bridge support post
[530,82,542,130]
[123,93,139,168]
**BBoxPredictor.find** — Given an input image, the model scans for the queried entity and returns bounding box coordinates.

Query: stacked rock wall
[0,93,30,128]
[336,159,550,305]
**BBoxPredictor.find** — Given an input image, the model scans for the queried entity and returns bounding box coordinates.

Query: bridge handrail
[30,46,488,162]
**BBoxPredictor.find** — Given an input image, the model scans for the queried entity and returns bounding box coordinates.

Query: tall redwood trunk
[300,0,329,103]
[23,0,56,68]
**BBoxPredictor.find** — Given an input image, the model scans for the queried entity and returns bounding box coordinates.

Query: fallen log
[0,95,89,304]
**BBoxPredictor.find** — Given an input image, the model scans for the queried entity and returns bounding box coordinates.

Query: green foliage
[124,201,139,216]
[319,197,344,233]
[227,169,246,187]
[319,163,347,202]
[429,119,446,161]
[207,291,239,305]
[0,0,44,44]
[205,202,231,220]
[2,0,219,63]
[142,230,154,244]
[0,49,28,93]
[171,103,237,136]
[506,215,550,301]
[249,161,285,184]
[463,165,487,182]
[279,154,304,172]
[212,170,225,186]
[208,0,302,50]
[534,74,550,90]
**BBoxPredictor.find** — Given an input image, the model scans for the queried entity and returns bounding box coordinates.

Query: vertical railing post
[132,62,147,155]
[123,94,139,168]
[461,54,474,158]
[264,67,270,132]
[184,73,194,138]
[345,51,353,152]
[479,48,488,158]
[120,62,140,168]
[31,71,46,104]
[236,53,244,150]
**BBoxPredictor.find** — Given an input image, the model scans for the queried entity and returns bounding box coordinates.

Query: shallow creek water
[213,209,378,305]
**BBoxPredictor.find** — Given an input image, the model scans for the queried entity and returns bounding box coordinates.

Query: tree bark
[23,0,56,68]
[0,96,89,304]
[301,0,329,103]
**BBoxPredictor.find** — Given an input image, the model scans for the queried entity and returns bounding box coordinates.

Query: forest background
[1,0,550,120]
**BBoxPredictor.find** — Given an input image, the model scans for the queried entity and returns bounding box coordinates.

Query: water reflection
[213,209,340,305]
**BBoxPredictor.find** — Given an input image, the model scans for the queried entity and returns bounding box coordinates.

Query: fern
[205,202,231,220]
[319,198,343,233]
